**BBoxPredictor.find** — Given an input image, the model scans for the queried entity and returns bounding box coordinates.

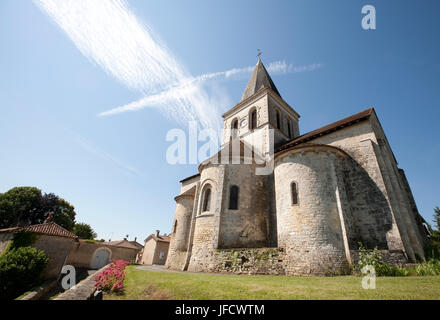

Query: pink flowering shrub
[94,259,130,293]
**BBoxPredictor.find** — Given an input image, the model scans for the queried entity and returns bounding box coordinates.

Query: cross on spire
[257,49,262,59]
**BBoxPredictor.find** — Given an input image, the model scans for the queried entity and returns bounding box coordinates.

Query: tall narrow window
[229,185,239,210]
[291,182,298,205]
[173,220,178,234]
[232,119,238,138]
[202,188,211,212]
[276,110,281,129]
[250,109,257,130]
[287,120,292,139]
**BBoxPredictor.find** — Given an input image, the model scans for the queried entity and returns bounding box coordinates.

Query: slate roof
[277,108,375,153]
[179,173,200,183]
[240,59,281,102]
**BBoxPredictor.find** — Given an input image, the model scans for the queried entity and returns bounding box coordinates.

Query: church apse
[165,58,427,275]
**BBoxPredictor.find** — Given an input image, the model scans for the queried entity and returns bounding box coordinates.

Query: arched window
[231,119,238,138]
[250,109,257,130]
[287,119,292,139]
[276,110,281,129]
[291,182,299,205]
[173,220,178,234]
[202,188,211,212]
[228,185,239,210]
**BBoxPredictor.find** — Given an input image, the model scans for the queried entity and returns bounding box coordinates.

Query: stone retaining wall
[54,265,108,300]
[194,248,286,275]
[350,249,408,266]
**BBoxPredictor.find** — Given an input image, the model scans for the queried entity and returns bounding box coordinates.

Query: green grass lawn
[104,266,440,300]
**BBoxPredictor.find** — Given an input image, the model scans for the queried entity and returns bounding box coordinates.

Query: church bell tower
[221,58,300,157]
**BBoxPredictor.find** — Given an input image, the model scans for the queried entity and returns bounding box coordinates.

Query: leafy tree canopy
[0,186,76,231]
[73,222,97,240]
[434,207,440,233]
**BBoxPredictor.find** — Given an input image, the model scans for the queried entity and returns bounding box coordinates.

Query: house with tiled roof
[0,220,78,279]
[140,230,170,265]
[107,238,143,250]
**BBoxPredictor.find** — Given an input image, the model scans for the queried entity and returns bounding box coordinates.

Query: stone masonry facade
[165,59,428,276]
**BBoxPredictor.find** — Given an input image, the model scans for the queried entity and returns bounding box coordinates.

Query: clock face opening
[240,119,247,127]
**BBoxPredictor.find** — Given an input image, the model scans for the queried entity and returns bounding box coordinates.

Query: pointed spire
[240,59,281,102]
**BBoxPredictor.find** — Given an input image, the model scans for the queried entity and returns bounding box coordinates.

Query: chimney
[134,237,137,242]
[44,213,54,224]
[155,230,160,237]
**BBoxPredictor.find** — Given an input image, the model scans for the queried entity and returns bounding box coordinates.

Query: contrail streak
[33,0,222,131]
[98,61,324,117]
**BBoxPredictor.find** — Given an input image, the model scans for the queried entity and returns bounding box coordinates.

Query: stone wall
[187,164,225,272]
[350,249,408,266]
[166,195,192,269]
[219,163,269,249]
[32,235,76,279]
[192,248,286,275]
[305,122,404,250]
[154,241,170,265]
[55,265,108,300]
[141,238,156,265]
[66,240,139,269]
[167,109,424,276]
[0,231,75,280]
[172,195,194,251]
[274,145,351,276]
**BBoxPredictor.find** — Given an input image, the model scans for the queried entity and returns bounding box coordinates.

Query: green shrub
[0,246,49,299]
[414,260,440,276]
[10,231,37,249]
[358,243,386,275]
[357,243,407,277]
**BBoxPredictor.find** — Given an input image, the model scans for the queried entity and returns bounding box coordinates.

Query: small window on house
[202,188,211,212]
[159,251,165,260]
[232,119,238,138]
[229,185,239,210]
[173,220,178,234]
[276,110,281,129]
[291,182,299,205]
[250,109,257,130]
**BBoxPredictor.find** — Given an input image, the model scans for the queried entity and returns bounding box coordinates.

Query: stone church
[165,58,428,276]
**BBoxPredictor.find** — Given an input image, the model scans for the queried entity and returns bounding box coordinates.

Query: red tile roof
[0,222,78,239]
[106,239,143,249]
[144,233,171,243]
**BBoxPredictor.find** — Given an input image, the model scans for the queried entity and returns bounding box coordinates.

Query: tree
[0,187,45,228]
[40,193,76,231]
[425,207,440,259]
[433,207,440,233]
[73,222,97,240]
[0,187,76,230]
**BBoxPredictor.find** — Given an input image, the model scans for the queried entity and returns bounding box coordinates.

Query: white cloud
[34,0,323,134]
[33,0,222,131]
[99,61,324,118]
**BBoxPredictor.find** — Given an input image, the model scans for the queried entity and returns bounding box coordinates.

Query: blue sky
[0,0,439,242]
